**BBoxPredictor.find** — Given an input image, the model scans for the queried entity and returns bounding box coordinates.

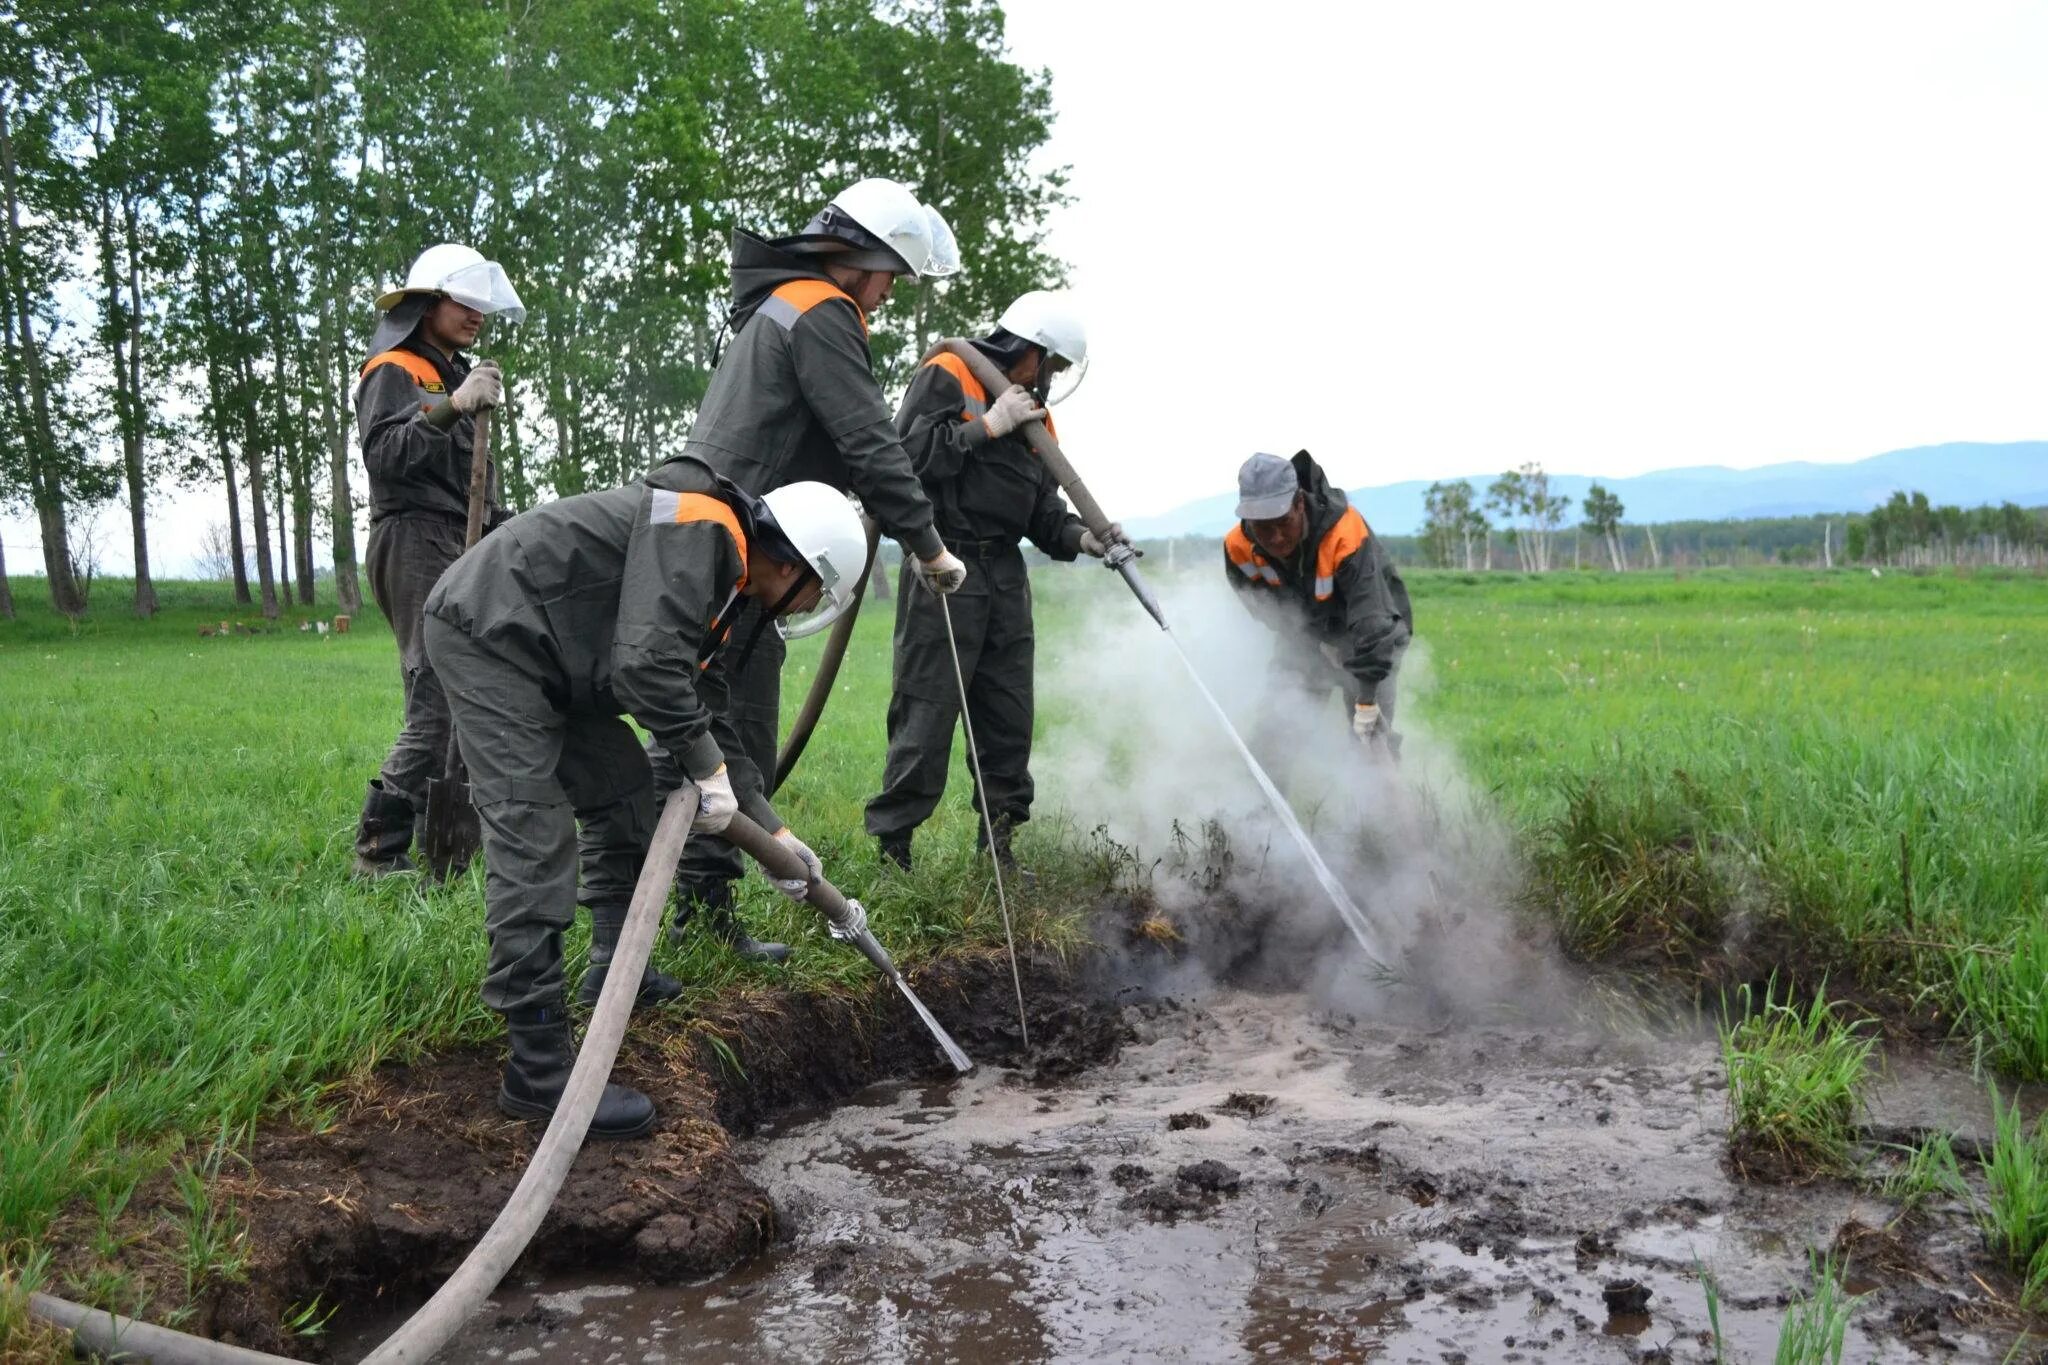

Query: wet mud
[329,987,2042,1363]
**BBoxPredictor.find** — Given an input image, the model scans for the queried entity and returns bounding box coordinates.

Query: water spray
[931,341,1396,972]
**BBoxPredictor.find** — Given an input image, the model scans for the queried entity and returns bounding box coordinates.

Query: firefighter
[422,463,868,1136]
[1224,450,1413,753]
[864,291,1117,870]
[647,176,969,958]
[350,244,523,877]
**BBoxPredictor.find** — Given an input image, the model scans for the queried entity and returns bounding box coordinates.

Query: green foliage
[1773,1252,1865,1365]
[1952,915,2048,1079]
[1881,1130,1968,1215]
[1979,1086,2048,1309]
[1720,980,1875,1175]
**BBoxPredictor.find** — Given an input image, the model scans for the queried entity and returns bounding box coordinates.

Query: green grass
[1719,979,1876,1175]
[1774,1251,1866,1364]
[1880,1129,1968,1216]
[1980,1085,2048,1309]
[4,563,2046,1336]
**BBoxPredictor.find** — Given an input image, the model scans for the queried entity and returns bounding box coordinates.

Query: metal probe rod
[936,590,1031,1049]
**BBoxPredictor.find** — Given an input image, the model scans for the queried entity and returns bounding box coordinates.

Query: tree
[1581,482,1626,571]
[1422,479,1486,569]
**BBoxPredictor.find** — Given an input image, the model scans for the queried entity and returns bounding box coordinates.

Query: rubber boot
[351,779,416,879]
[978,815,1037,889]
[577,904,684,1010]
[497,1001,656,1139]
[877,833,913,873]
[672,881,790,965]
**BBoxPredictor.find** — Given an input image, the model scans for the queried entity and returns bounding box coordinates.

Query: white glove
[826,897,870,943]
[916,547,968,595]
[982,384,1045,439]
[1351,703,1382,742]
[450,361,503,414]
[1078,522,1129,559]
[692,763,736,833]
[771,827,823,902]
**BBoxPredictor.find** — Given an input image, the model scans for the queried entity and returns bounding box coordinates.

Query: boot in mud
[498,1001,656,1139]
[673,881,791,965]
[351,779,416,879]
[877,833,912,873]
[577,904,684,1011]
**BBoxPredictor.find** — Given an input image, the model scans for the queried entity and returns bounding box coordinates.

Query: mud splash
[332,988,2036,1363]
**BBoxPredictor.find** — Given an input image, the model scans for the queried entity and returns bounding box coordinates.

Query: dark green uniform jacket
[1223,450,1412,704]
[357,341,503,526]
[423,454,780,832]
[683,231,943,559]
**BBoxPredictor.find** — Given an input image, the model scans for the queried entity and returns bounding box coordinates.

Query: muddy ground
[44,929,2047,1363]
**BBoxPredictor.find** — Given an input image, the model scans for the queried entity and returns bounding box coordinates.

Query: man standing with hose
[863,291,1121,872]
[1224,450,1413,758]
[350,244,524,878]
[423,462,870,1136]
[646,176,971,954]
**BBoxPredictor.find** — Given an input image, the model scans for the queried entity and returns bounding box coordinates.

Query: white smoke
[1035,564,1578,1025]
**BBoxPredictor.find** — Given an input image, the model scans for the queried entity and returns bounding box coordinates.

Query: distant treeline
[1129,490,2048,573]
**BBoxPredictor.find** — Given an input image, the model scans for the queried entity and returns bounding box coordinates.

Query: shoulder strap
[360,349,444,390]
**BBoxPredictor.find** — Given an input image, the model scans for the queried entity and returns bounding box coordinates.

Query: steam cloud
[1036,567,1579,1025]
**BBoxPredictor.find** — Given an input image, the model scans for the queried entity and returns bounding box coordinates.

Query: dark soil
[39,950,1123,1359]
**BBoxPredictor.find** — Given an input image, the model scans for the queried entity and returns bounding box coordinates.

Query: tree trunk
[192,192,251,602]
[0,102,84,617]
[1822,520,1833,569]
[0,533,12,618]
[1644,523,1661,569]
[238,348,281,618]
[321,295,360,612]
[122,193,154,615]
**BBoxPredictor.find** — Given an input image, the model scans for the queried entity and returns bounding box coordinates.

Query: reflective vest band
[360,349,443,391]
[756,279,868,336]
[1224,525,1283,586]
[648,490,750,589]
[1312,507,1369,601]
[924,352,988,418]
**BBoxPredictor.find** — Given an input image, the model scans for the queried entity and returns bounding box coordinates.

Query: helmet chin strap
[733,567,818,673]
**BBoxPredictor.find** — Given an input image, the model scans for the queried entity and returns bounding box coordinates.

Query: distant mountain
[1123,441,2048,539]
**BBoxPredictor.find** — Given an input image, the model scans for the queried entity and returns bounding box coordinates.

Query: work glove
[982,384,1045,440]
[915,547,968,595]
[769,827,824,902]
[692,763,736,833]
[1351,703,1382,742]
[824,897,870,944]
[1078,522,1130,559]
[450,361,503,414]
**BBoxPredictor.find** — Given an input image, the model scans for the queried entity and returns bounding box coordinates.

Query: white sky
[1002,0,2048,518]
[7,0,2046,578]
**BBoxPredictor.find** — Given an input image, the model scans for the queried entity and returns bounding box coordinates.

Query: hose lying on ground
[25,787,702,1365]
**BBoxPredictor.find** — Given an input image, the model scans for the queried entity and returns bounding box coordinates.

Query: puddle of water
[334,991,2014,1363]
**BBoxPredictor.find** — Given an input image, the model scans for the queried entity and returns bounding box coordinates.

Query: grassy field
[2,563,2045,1320]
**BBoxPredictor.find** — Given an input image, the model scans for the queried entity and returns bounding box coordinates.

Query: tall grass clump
[1952,916,2048,1080]
[1978,1086,2048,1308]
[1720,979,1874,1176]
[1881,1130,1968,1216]
[1773,1252,1865,1364]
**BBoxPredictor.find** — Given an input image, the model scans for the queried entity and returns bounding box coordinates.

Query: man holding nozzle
[350,244,524,878]
[423,465,869,1137]
[1224,450,1413,755]
[644,175,971,962]
[863,290,1121,872]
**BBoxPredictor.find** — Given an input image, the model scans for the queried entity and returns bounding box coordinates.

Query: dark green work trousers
[865,547,1036,839]
[422,614,657,1013]
[366,513,467,810]
[647,595,785,893]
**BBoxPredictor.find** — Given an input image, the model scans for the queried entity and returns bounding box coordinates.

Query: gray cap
[1235,452,1299,520]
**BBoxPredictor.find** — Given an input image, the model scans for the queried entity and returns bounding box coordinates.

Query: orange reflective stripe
[648,490,750,588]
[925,351,989,408]
[1224,526,1282,585]
[1312,507,1369,601]
[762,278,867,336]
[360,349,443,390]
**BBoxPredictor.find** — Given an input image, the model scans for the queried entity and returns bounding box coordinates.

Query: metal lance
[928,341,1396,970]
[721,813,974,1074]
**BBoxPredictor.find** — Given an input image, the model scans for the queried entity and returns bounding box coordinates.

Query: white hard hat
[998,289,1089,403]
[759,482,868,640]
[807,178,960,281]
[375,243,527,323]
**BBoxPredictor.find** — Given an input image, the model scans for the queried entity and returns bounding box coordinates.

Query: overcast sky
[10,0,2045,576]
[1002,0,2048,520]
